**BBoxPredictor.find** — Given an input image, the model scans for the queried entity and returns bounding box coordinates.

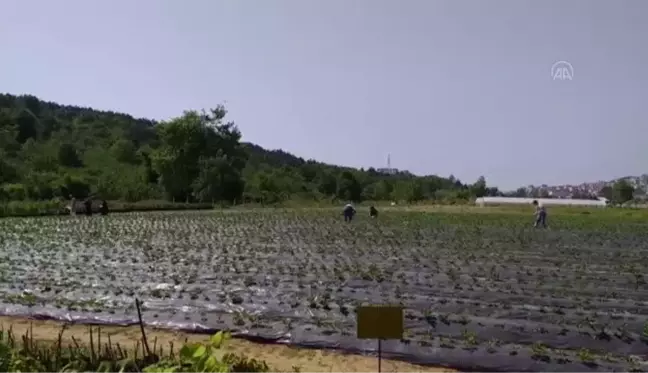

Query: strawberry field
[0,208,647,372]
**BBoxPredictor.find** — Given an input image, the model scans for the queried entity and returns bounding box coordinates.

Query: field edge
[0,315,458,373]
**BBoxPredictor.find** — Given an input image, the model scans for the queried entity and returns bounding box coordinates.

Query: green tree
[58,143,83,168]
[471,176,487,198]
[316,171,337,196]
[152,108,246,203]
[373,180,393,200]
[22,172,59,199]
[1,183,28,201]
[392,180,424,203]
[0,114,21,156]
[111,139,138,164]
[60,175,91,198]
[14,109,39,143]
[599,185,613,201]
[612,179,634,205]
[192,156,245,204]
[138,147,159,184]
[0,152,18,184]
[513,187,528,197]
[336,171,362,202]
[0,93,476,206]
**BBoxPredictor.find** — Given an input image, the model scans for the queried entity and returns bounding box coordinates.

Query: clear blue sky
[1,0,646,190]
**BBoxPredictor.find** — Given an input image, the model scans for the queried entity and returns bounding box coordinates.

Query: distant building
[518,174,648,201]
[376,167,398,175]
[377,154,398,175]
[475,197,608,207]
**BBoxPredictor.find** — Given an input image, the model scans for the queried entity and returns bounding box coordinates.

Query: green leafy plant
[145,332,228,373]
[0,325,269,373]
[640,321,648,344]
[578,348,597,367]
[530,342,550,363]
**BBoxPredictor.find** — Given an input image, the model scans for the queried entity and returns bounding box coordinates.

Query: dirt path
[0,316,456,372]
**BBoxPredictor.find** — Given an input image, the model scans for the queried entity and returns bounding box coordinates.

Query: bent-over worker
[100,199,109,215]
[68,195,76,216]
[532,200,547,228]
[369,205,378,219]
[343,203,356,222]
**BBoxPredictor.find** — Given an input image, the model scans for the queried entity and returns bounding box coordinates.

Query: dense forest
[0,93,499,205]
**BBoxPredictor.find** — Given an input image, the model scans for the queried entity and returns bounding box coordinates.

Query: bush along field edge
[0,299,271,373]
[0,200,215,218]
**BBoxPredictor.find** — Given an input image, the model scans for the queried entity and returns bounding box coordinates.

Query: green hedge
[0,200,214,218]
[0,324,271,372]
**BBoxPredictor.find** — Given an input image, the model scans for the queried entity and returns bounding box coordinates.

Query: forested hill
[0,93,495,204]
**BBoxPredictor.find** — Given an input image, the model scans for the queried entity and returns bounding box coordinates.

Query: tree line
[0,93,499,205]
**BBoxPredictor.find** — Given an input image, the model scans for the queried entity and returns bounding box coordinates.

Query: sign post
[356,305,404,373]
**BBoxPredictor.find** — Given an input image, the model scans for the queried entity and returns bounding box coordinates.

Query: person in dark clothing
[343,203,356,222]
[99,200,109,215]
[84,198,93,216]
[369,205,378,219]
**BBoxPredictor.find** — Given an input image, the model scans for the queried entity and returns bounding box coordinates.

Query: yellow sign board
[356,305,404,340]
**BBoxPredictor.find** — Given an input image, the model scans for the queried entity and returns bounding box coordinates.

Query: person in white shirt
[532,200,547,228]
[67,195,76,216]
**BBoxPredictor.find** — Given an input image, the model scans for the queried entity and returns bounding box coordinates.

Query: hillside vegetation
[0,93,494,205]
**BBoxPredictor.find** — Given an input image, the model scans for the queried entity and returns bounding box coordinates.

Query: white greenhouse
[475,197,608,207]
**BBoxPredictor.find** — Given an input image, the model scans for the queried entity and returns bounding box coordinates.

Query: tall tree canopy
[0,93,488,204]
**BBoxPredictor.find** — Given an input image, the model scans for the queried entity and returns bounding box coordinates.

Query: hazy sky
[1,0,646,190]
